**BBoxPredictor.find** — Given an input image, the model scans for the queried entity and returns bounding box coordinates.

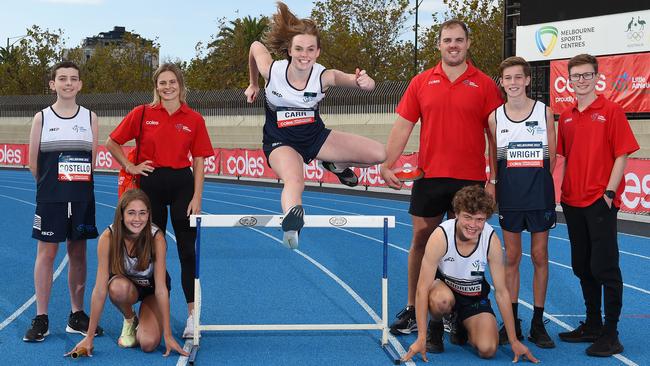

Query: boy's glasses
[569,72,596,81]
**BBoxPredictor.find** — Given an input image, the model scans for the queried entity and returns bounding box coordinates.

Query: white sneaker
[282,230,299,249]
[118,316,138,348]
[183,313,194,339]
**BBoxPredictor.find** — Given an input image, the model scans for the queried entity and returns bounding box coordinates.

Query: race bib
[132,278,152,287]
[58,154,92,181]
[506,141,543,168]
[444,278,482,297]
[276,108,315,128]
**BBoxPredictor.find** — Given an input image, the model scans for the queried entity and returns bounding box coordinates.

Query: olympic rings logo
[627,31,643,41]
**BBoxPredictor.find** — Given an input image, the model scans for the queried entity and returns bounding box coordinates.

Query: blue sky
[1,0,445,62]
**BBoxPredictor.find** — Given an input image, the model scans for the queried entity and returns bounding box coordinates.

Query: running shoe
[449,312,468,345]
[183,311,199,339]
[558,321,601,343]
[586,331,623,357]
[529,319,556,348]
[426,320,444,353]
[281,205,304,249]
[320,161,358,187]
[389,306,417,335]
[498,318,523,345]
[66,310,104,336]
[23,314,49,342]
[118,316,138,348]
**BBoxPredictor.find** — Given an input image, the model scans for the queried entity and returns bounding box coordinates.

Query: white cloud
[40,0,103,4]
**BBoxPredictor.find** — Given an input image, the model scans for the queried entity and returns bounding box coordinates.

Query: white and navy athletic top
[263,59,327,144]
[36,106,94,203]
[109,224,159,287]
[495,101,555,211]
[436,218,494,305]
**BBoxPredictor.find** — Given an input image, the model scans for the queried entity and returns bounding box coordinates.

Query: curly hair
[263,1,320,58]
[452,185,496,218]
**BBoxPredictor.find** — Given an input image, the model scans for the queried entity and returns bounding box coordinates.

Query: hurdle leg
[189,218,203,364]
[380,217,401,364]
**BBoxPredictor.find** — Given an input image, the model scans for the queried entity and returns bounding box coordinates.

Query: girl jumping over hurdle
[245,1,386,249]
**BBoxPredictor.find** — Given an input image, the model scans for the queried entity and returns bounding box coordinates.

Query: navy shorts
[263,128,332,167]
[455,297,495,322]
[499,209,556,233]
[409,178,485,217]
[32,201,98,243]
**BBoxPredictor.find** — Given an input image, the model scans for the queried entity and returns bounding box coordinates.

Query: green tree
[0,25,65,95]
[419,0,503,77]
[311,0,415,81]
[186,15,269,90]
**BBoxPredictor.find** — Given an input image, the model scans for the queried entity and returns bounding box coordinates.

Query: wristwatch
[604,190,616,199]
[488,179,498,185]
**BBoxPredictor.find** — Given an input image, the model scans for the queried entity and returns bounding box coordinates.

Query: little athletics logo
[329,216,348,227]
[535,26,558,56]
[238,216,258,226]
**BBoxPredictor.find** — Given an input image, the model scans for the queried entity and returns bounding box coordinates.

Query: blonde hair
[151,63,187,106]
[264,1,320,58]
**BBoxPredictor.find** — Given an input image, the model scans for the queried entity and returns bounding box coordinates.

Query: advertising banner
[4,144,648,214]
[0,144,28,166]
[516,10,650,62]
[550,53,650,114]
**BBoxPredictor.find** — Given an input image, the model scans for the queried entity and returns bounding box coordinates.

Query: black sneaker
[426,320,444,353]
[449,313,468,345]
[529,319,556,348]
[389,306,417,335]
[23,314,49,342]
[586,332,624,357]
[558,321,601,343]
[282,205,304,249]
[66,310,104,336]
[498,318,524,345]
[320,161,358,187]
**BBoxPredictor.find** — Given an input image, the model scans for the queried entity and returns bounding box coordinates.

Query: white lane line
[252,228,413,366]
[0,194,71,332]
[176,204,412,365]
[201,195,650,296]
[0,256,69,331]
[515,297,639,366]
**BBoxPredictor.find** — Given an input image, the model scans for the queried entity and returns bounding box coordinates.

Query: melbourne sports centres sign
[516,10,650,62]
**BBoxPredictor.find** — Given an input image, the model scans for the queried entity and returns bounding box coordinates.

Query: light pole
[6,34,29,50]
[414,0,423,76]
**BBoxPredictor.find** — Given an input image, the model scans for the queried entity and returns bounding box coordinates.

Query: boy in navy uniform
[25,61,103,342]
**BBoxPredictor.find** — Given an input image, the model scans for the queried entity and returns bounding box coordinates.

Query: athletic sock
[533,306,544,324]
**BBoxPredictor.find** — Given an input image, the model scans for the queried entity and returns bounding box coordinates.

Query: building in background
[78,26,159,69]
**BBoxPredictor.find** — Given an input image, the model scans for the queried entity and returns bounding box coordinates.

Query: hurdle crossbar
[188,214,399,364]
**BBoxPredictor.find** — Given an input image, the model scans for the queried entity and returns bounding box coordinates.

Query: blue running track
[0,169,648,365]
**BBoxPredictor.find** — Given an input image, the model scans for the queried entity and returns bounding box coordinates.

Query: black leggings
[140,167,196,304]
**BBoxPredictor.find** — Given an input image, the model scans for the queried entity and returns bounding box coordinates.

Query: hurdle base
[188,345,199,365]
[382,343,402,365]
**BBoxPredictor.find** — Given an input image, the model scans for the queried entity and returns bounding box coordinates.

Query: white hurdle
[187,214,400,364]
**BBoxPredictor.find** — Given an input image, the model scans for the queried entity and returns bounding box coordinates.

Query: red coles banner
[2,144,648,214]
[550,53,650,114]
